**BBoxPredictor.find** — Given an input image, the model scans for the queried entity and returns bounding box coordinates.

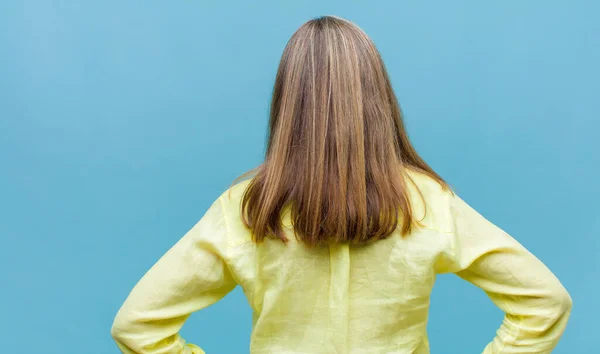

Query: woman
[111,16,572,353]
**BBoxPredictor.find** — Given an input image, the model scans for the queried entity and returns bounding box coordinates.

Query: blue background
[1,1,598,353]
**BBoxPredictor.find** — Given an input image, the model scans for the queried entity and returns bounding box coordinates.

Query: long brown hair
[229,16,449,247]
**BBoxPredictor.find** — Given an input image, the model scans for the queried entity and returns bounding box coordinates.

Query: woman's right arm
[435,193,572,353]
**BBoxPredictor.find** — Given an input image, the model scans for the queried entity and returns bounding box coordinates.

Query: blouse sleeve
[110,196,237,354]
[435,193,572,354]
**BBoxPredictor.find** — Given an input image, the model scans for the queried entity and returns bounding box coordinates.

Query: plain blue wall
[1,1,598,353]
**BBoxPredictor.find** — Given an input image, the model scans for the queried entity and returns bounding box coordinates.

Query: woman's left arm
[111,196,236,354]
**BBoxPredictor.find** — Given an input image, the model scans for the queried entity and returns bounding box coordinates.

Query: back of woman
[221,171,455,353]
[111,15,571,354]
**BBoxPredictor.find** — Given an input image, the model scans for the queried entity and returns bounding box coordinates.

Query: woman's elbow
[110,320,124,342]
[557,286,573,315]
[110,310,135,347]
[547,282,573,320]
[523,283,573,337]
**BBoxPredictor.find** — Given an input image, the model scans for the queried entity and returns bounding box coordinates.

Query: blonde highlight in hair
[230,16,449,247]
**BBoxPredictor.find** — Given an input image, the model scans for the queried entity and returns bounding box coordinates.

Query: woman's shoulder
[218,178,252,205]
[404,167,452,200]
[404,167,454,234]
[213,178,255,248]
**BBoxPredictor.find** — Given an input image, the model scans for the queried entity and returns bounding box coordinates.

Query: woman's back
[224,170,441,353]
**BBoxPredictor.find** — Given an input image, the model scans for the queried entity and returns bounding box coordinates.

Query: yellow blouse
[111,170,572,353]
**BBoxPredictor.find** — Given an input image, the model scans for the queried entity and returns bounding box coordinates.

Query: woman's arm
[111,196,236,354]
[435,193,572,353]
